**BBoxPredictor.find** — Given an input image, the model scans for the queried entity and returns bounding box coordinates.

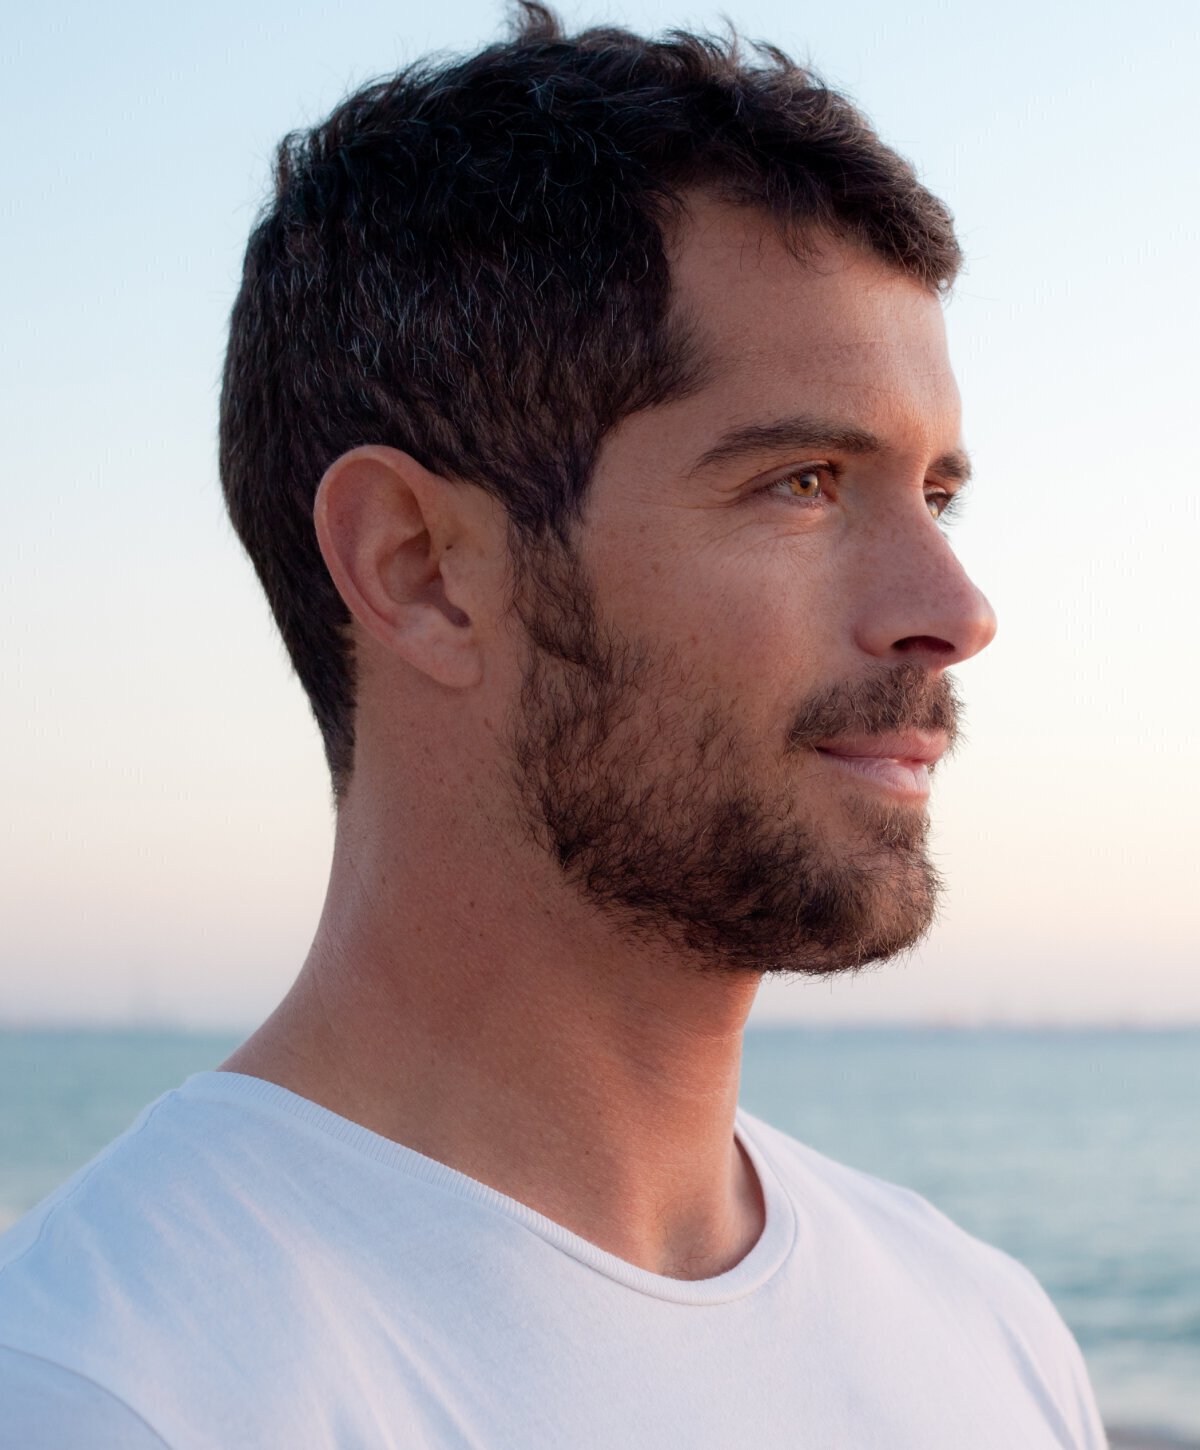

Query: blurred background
[2,0,1197,1442]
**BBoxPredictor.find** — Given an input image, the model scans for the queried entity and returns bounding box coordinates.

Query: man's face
[506,199,996,976]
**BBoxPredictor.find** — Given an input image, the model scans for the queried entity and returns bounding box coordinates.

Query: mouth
[812,732,948,799]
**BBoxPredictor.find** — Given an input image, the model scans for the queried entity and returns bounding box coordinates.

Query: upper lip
[813,732,948,767]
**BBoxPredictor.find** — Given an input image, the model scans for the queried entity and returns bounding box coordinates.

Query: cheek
[647,550,838,720]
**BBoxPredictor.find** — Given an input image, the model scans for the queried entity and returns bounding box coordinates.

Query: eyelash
[761,464,964,525]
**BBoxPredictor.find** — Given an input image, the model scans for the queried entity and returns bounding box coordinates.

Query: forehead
[662,195,959,446]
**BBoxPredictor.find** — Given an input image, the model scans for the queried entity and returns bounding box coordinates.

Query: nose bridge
[854,508,996,665]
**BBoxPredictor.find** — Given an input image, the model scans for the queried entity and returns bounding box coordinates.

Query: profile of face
[506,198,996,976]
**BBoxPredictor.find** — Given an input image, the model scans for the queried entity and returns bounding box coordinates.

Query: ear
[313,446,498,690]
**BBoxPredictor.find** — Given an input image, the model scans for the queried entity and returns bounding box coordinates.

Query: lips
[812,732,949,797]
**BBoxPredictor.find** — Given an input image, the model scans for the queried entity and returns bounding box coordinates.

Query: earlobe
[313,446,484,689]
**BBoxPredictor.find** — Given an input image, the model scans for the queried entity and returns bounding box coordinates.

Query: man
[0,6,1107,1446]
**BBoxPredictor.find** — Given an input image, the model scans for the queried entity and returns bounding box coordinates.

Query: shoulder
[0,1075,276,1289]
[743,1107,1039,1294]
[739,1110,1106,1445]
[0,1070,504,1440]
[743,1108,1053,1310]
[0,1074,323,1426]
[0,1072,415,1443]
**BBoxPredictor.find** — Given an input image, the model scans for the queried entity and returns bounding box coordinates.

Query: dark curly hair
[219,2,961,798]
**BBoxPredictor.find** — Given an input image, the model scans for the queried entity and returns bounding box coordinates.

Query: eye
[766,466,828,502]
[926,489,961,523]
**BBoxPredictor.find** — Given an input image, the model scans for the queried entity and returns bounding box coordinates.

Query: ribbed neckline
[180,1071,798,1307]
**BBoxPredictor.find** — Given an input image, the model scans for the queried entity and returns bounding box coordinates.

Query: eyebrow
[689,412,973,485]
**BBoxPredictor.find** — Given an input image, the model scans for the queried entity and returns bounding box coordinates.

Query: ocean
[1,1026,1196,1446]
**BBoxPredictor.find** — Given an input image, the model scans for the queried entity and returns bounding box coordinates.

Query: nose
[852,510,997,668]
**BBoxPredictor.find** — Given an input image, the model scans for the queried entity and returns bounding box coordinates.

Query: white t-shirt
[0,1071,1106,1448]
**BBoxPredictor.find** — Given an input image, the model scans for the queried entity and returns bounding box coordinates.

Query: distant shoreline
[3,1021,1200,1036]
[1109,1431,1200,1450]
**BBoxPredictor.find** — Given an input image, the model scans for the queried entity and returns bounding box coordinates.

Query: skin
[223,195,996,1281]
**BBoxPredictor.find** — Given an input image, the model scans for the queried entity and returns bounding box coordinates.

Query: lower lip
[815,750,931,797]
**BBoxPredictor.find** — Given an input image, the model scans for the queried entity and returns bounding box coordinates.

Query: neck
[223,787,765,1280]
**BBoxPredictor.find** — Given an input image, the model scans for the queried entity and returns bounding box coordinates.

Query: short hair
[219,2,961,798]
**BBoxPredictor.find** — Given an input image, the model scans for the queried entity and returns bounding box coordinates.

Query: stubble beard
[507,540,961,977]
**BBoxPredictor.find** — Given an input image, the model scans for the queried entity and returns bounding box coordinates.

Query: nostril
[894,636,955,655]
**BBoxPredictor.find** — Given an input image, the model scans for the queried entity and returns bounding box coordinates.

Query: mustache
[786,666,962,754]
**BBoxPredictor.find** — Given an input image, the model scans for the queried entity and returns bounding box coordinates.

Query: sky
[2,0,1197,1029]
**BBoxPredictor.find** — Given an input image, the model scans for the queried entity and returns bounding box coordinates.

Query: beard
[506,538,961,977]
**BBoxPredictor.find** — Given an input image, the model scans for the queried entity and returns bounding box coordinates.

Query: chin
[754,866,941,979]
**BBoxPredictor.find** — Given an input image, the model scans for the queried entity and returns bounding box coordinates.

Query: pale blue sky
[2,0,1197,1026]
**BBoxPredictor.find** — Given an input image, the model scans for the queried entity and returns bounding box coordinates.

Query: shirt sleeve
[0,1345,172,1449]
